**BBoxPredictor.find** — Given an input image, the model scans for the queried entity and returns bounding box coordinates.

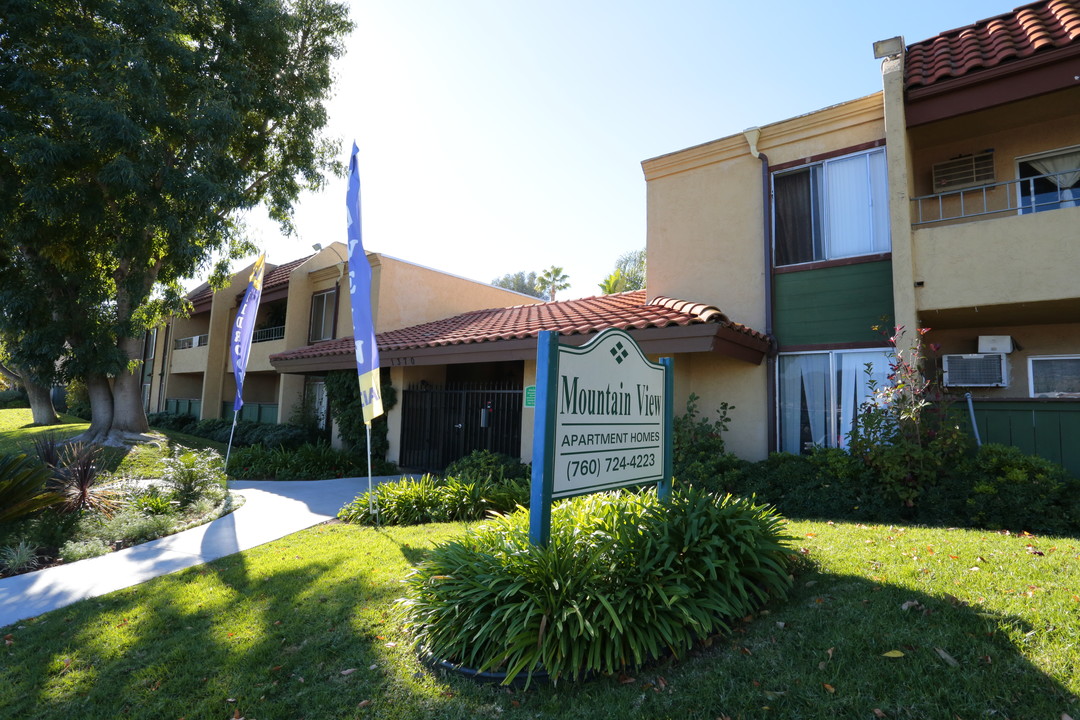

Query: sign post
[529,328,672,546]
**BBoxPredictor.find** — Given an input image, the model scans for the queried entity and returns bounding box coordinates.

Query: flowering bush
[846,326,970,507]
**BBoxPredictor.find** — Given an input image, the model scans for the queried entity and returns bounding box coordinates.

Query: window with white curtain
[778,349,892,454]
[1017,146,1080,214]
[773,148,890,267]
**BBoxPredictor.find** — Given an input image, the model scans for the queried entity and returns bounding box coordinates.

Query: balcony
[252,325,285,343]
[912,167,1080,227]
[173,333,209,350]
[911,195,1080,323]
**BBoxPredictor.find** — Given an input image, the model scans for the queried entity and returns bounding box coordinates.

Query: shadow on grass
[3,526,1076,720]
[0,524,464,720]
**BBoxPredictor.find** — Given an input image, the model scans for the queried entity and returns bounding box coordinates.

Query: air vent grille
[932,152,995,191]
[942,354,1008,387]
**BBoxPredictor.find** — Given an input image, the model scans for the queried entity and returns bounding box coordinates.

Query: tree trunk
[79,372,115,444]
[25,378,59,426]
[0,360,59,425]
[111,335,149,434]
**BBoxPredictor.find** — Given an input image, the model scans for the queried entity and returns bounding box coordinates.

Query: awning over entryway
[269,290,772,374]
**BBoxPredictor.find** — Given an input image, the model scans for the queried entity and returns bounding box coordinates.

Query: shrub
[51,443,121,516]
[146,412,198,434]
[0,388,29,409]
[672,393,746,492]
[0,539,41,574]
[401,488,793,685]
[324,369,396,457]
[89,507,176,547]
[846,327,972,507]
[59,538,110,562]
[444,449,530,482]
[339,473,529,525]
[228,442,396,480]
[64,379,92,420]
[131,486,176,516]
[958,444,1079,534]
[0,453,61,524]
[162,448,226,508]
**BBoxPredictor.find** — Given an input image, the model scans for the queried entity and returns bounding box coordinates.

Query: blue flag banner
[346,142,384,423]
[231,254,266,413]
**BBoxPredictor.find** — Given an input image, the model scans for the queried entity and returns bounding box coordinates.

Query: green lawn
[0,408,226,476]
[3,518,1077,719]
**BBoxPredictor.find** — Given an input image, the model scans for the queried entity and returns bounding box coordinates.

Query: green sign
[524,385,536,408]
[530,328,673,545]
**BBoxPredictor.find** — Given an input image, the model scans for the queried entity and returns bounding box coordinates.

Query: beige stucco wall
[912,205,1080,312]
[200,264,253,419]
[643,94,884,460]
[371,254,541,333]
[673,353,769,462]
[643,93,885,327]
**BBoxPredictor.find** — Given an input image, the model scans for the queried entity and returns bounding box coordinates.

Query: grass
[2,517,1077,719]
[0,408,226,477]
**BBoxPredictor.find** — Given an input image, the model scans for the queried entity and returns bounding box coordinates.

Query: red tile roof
[269,290,768,363]
[186,254,314,308]
[905,0,1080,90]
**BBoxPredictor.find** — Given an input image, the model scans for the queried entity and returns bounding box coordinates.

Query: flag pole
[225,410,239,471]
[345,141,385,523]
[365,421,377,524]
[226,252,266,475]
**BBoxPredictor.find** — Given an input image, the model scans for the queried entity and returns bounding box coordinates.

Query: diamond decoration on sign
[610,342,629,364]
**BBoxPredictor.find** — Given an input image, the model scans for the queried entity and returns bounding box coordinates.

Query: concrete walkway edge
[0,476,396,628]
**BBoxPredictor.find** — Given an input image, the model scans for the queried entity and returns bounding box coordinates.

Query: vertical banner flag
[346,142,384,423]
[231,253,266,413]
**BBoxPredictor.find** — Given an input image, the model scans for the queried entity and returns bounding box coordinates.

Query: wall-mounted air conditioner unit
[942,354,1008,387]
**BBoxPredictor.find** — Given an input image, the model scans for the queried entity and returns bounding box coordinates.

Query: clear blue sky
[238,0,1019,300]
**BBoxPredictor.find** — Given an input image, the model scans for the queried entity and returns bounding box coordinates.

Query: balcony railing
[252,325,285,343]
[912,167,1080,226]
[173,334,209,350]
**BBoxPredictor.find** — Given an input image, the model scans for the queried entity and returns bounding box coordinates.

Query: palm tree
[598,268,627,295]
[536,265,570,301]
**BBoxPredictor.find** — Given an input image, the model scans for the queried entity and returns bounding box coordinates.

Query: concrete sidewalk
[0,476,395,628]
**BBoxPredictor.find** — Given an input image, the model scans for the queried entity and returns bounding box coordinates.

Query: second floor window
[773,148,890,267]
[1018,147,1080,214]
[309,289,336,343]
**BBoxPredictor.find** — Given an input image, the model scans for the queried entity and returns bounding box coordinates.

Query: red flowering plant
[846,326,971,507]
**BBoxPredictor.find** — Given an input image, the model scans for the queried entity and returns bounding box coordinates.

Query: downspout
[331,262,344,339]
[743,127,779,453]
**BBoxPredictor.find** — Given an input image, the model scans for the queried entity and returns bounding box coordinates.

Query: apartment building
[142,243,539,435]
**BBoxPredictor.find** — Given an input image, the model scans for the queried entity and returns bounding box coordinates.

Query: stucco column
[882,52,919,336]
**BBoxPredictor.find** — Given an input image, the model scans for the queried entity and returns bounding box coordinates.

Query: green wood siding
[774,260,893,347]
[958,401,1080,477]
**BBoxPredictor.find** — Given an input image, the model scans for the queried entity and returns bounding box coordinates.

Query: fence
[399,382,523,474]
[958,400,1080,477]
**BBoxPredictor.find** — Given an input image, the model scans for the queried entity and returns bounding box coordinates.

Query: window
[309,289,337,343]
[778,349,892,454]
[1017,147,1080,214]
[1028,356,1080,398]
[773,148,890,266]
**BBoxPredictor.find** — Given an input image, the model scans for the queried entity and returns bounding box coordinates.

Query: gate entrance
[399,382,523,473]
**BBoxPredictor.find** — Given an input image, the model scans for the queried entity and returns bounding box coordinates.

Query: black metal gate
[399,382,523,473]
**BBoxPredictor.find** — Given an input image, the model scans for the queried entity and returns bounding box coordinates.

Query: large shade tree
[0,0,353,443]
[491,270,543,298]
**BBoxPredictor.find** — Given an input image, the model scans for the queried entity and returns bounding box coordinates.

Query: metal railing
[911,167,1079,226]
[173,334,209,350]
[252,325,285,343]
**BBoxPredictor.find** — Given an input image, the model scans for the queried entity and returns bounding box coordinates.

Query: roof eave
[269,323,770,374]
